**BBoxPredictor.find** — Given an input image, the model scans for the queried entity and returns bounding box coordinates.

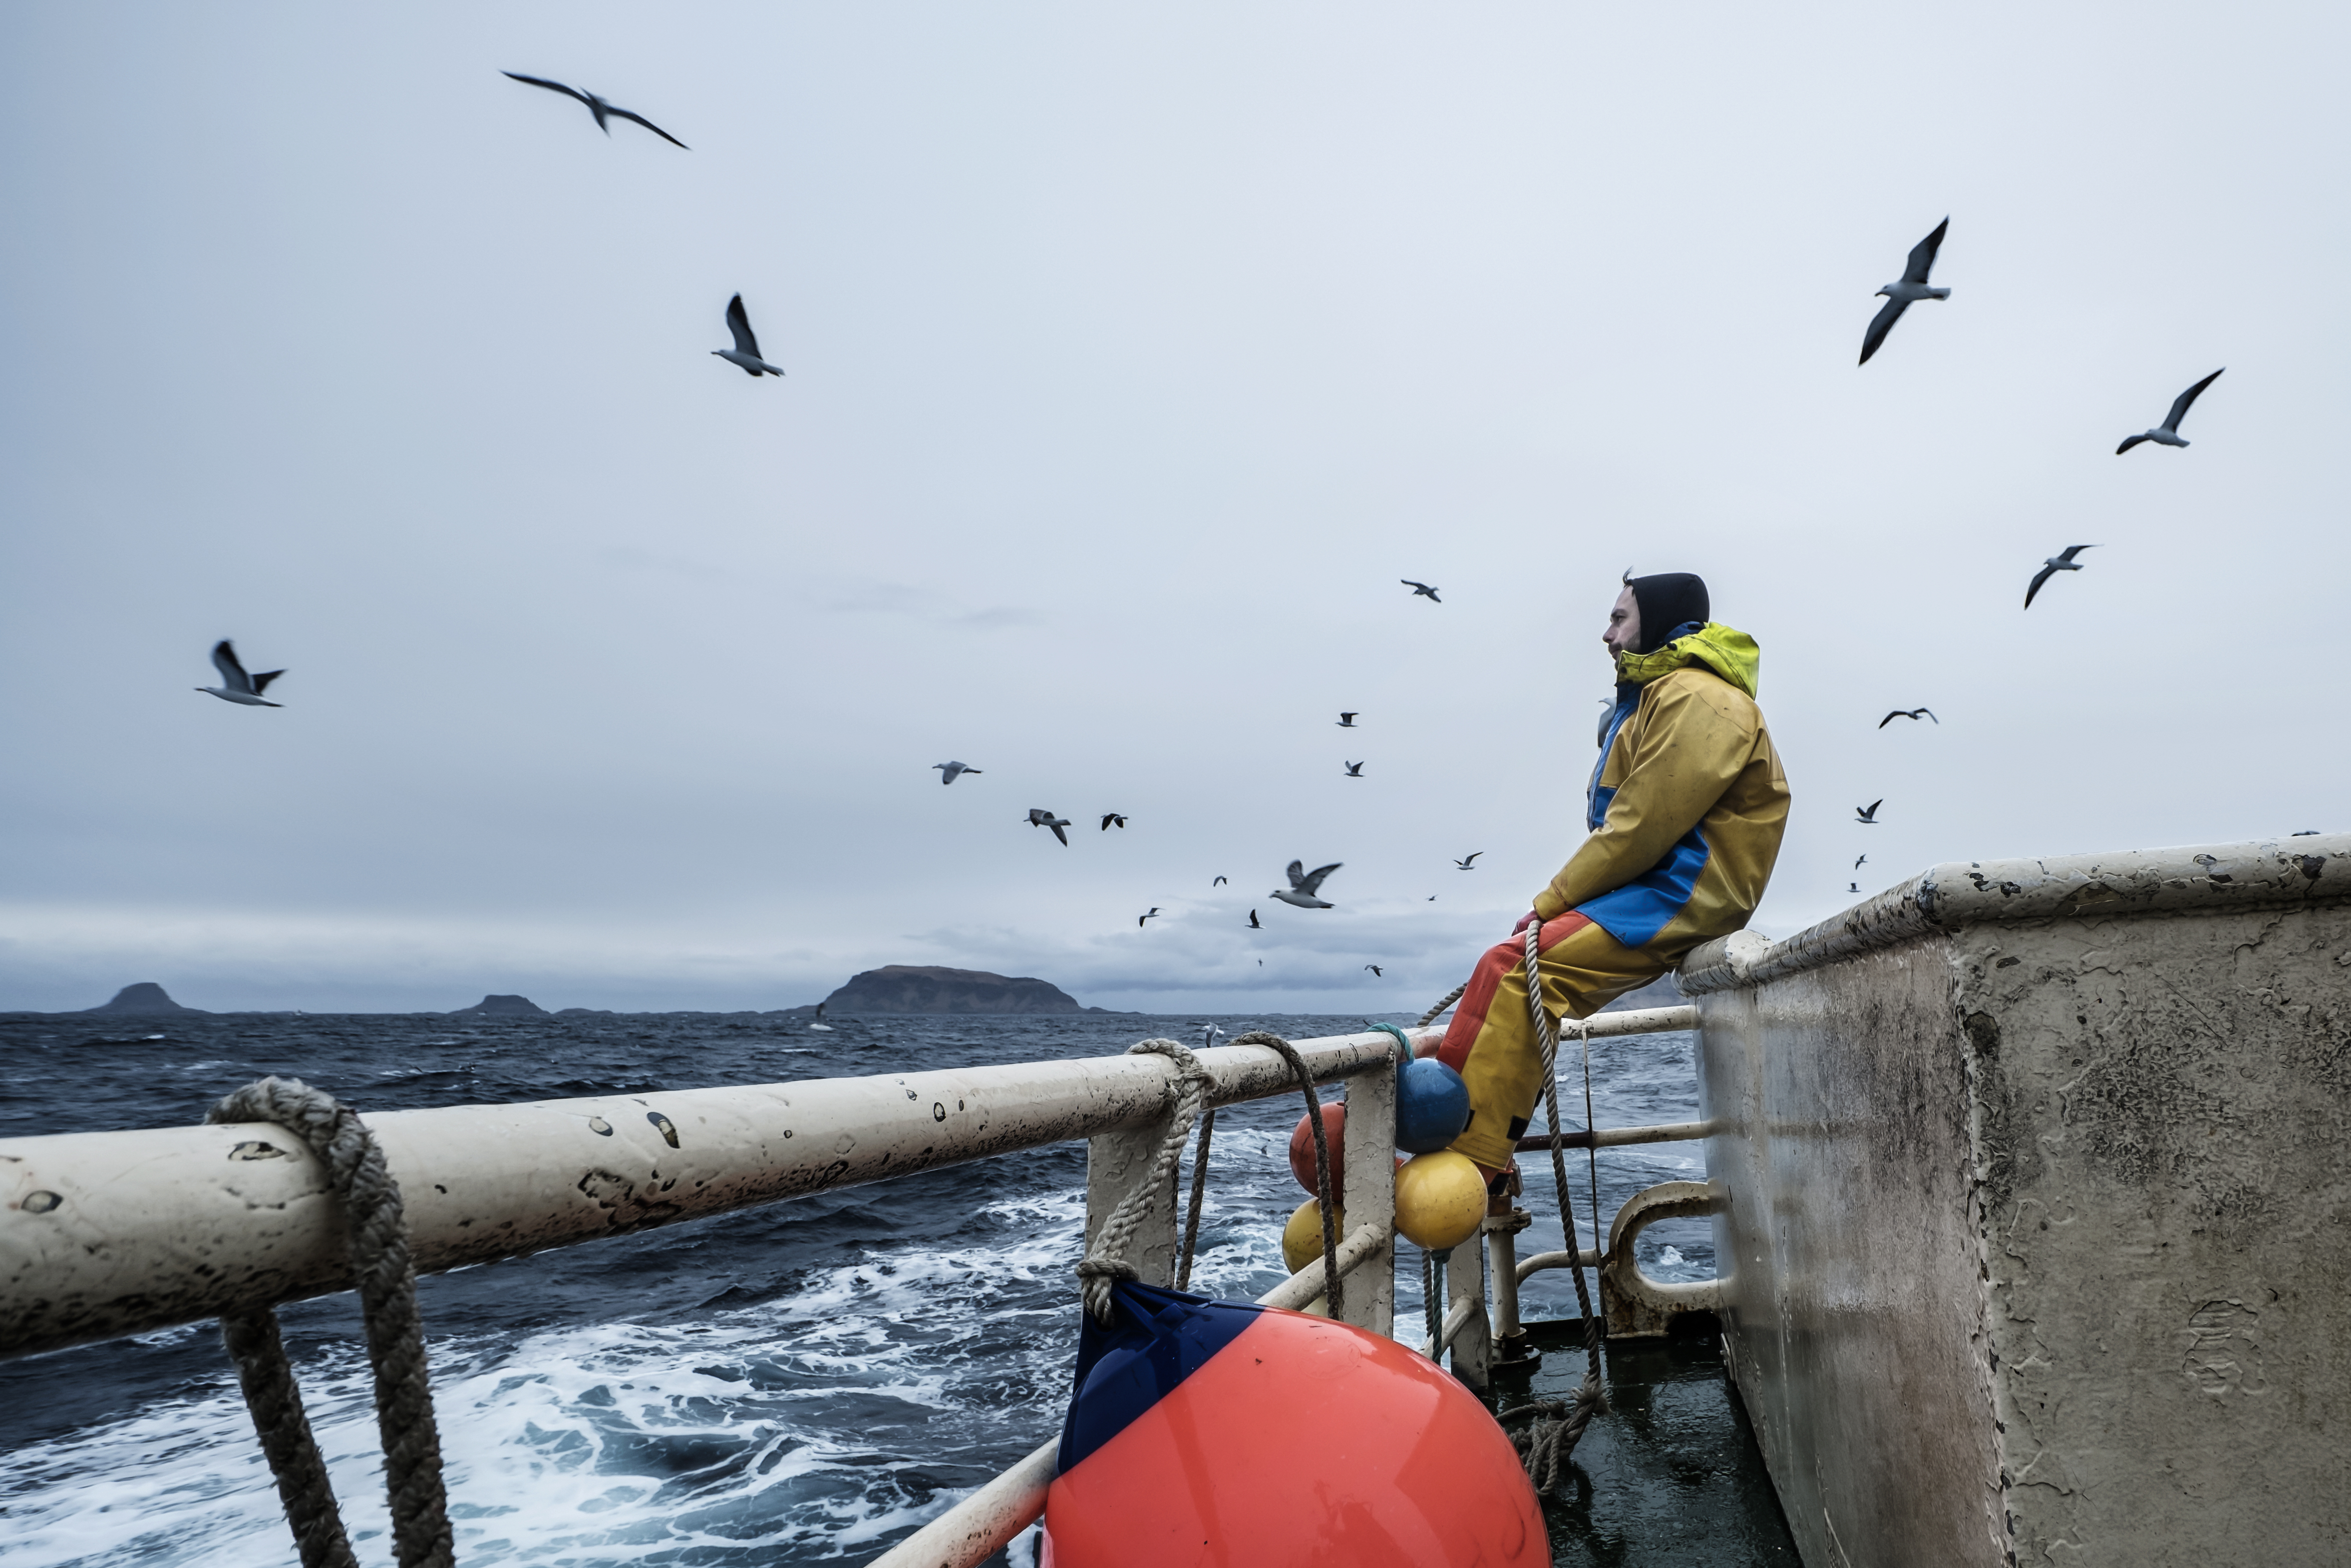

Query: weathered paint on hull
[1682,835,2351,1567]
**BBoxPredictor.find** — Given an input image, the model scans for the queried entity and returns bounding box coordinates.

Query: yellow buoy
[1394,1151,1485,1250]
[1280,1197,1344,1274]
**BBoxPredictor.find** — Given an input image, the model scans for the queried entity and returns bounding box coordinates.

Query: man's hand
[1512,909,1540,936]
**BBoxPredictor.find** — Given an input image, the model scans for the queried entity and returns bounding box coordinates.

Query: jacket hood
[1613,621,1761,698]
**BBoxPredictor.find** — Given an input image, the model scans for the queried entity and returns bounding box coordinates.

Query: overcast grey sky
[2,4,2341,1013]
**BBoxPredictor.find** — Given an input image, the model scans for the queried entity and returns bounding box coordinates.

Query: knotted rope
[1229,1031,1343,1320]
[1496,921,1608,1489]
[1077,1039,1211,1324]
[1174,1025,1222,1292]
[205,1077,454,1568]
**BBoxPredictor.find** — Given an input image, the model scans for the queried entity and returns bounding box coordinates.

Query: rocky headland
[79,983,206,1015]
[821,966,1098,1015]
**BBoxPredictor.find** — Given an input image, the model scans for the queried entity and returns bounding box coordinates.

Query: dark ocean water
[0,1009,1710,1566]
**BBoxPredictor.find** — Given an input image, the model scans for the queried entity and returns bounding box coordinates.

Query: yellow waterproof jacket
[1528,622,1789,955]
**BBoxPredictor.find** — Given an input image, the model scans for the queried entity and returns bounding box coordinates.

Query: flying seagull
[1213,875,1228,886]
[1026,809,1071,846]
[1138,907,1161,928]
[1855,800,1884,824]
[1271,859,1342,909]
[1337,712,1359,727]
[2117,369,2223,454]
[933,761,981,785]
[1402,580,1441,602]
[1878,708,1938,728]
[1365,965,1383,977]
[1854,854,1868,869]
[1455,852,1483,870]
[1859,217,1951,366]
[1344,761,1364,777]
[713,295,785,377]
[1101,813,1128,830]
[1247,909,1260,928]
[1849,882,1861,893]
[2025,546,2096,609]
[197,641,284,707]
[501,73,688,148]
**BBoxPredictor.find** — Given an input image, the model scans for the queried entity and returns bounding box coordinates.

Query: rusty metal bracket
[1598,1178,1728,1338]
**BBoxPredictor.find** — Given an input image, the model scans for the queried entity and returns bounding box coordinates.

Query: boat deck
[1501,1319,1800,1567]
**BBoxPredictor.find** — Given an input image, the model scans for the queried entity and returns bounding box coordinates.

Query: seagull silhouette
[1026,809,1071,846]
[1855,800,1883,824]
[1248,909,1261,928]
[713,295,785,377]
[502,73,688,147]
[1860,218,1951,365]
[1849,882,1861,893]
[2025,546,2096,609]
[1213,875,1228,886]
[1271,860,1342,909]
[1344,761,1364,777]
[1337,712,1359,727]
[1101,813,1127,830]
[1365,965,1383,977]
[1138,907,1161,928]
[1854,854,1868,869]
[933,761,981,785]
[1455,853,1483,870]
[1402,580,1441,602]
[1878,708,1938,728]
[196,640,284,707]
[2117,370,2223,454]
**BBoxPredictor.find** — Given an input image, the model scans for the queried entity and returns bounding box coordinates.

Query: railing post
[1338,1051,1398,1336]
[1485,1206,1536,1365]
[1449,1238,1492,1390]
[1084,1111,1179,1288]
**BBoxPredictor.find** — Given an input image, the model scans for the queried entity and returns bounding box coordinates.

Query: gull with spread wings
[502,73,688,147]
[1270,860,1342,909]
[713,295,786,378]
[196,641,285,708]
[1859,218,1951,365]
[2025,546,2096,609]
[2117,370,2223,454]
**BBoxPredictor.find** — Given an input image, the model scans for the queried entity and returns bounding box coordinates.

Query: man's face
[1603,586,1641,660]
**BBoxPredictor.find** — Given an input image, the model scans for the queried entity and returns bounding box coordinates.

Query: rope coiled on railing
[1078,1032,1344,1322]
[205,1077,455,1568]
[1077,1040,1211,1325]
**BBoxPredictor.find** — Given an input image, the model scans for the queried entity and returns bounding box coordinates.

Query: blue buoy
[1395,1058,1471,1153]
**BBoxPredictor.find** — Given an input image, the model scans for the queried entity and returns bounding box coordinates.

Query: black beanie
[1626,572,1710,654]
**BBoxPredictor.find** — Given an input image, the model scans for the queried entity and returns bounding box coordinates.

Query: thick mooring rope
[1175,1026,1223,1292]
[1230,1031,1342,1321]
[1497,921,1608,1491]
[1078,1039,1211,1324]
[1416,981,1469,1030]
[206,1077,454,1568]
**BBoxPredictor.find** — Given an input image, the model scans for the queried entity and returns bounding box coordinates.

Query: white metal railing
[0,1003,1720,1568]
[0,1028,1404,1358]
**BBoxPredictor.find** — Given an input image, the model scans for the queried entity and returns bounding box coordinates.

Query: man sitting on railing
[1435,571,1789,1180]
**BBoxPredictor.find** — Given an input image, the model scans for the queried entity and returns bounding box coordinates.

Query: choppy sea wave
[0,1010,1708,1565]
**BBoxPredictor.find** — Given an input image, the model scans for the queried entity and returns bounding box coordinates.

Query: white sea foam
[4,1220,1092,1566]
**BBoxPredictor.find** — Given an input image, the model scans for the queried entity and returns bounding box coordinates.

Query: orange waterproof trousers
[1436,912,1671,1172]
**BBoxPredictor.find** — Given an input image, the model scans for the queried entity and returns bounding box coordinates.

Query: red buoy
[1043,1281,1549,1565]
[1287,1102,1348,1204]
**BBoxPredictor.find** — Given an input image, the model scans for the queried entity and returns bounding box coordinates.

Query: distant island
[822,965,1100,1015]
[448,994,549,1017]
[79,983,207,1016]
